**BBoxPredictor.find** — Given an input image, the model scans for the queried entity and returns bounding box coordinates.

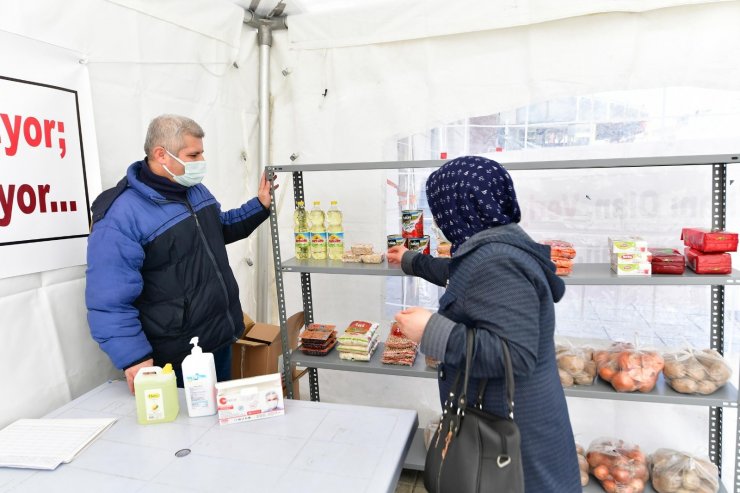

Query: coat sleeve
[401,251,451,287]
[86,223,152,369]
[420,255,541,379]
[220,197,270,244]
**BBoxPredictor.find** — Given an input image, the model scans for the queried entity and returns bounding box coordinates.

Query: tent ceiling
[229,0,386,16]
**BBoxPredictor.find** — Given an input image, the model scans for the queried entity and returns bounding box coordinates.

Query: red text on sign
[0,184,76,227]
[1,113,67,158]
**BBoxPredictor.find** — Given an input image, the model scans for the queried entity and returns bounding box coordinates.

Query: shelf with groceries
[266,154,739,487]
[280,257,739,285]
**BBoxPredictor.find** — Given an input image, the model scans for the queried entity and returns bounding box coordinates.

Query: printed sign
[0,33,100,279]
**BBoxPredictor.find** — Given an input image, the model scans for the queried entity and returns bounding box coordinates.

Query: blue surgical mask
[163,149,207,187]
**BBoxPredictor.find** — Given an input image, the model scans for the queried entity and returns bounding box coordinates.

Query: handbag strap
[458,328,516,419]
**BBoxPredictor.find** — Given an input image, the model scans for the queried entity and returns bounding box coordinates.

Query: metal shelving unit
[266,154,739,487]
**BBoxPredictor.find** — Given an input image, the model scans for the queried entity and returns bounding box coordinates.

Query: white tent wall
[0,0,262,428]
[269,0,740,487]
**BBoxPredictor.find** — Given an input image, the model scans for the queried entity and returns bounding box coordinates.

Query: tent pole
[245,12,287,323]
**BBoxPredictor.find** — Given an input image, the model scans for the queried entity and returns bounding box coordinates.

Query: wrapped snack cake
[381,323,418,366]
[337,320,379,361]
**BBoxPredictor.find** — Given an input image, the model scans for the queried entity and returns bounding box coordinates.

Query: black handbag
[423,328,524,493]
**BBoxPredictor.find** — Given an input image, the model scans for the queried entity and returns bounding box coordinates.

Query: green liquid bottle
[134,363,179,425]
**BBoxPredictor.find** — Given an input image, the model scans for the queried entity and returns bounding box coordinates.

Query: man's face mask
[163,149,207,187]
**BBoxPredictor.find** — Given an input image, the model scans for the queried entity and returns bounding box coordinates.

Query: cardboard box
[232,311,304,380]
[215,373,285,425]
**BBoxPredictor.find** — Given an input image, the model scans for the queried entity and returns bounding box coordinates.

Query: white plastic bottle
[181,337,218,417]
[327,200,344,260]
[309,201,327,260]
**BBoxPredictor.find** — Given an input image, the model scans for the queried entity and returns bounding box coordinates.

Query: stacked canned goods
[388,209,430,254]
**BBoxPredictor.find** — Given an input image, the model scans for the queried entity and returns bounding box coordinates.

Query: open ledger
[0,418,117,470]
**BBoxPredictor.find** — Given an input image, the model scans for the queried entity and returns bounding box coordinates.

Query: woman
[388,156,581,492]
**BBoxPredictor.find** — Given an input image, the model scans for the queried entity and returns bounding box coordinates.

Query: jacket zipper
[184,201,238,338]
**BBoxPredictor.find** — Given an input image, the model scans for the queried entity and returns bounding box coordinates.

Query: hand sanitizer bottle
[182,337,218,417]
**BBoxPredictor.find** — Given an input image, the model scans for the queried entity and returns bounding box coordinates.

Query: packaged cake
[684,247,732,275]
[649,248,685,275]
[681,227,738,253]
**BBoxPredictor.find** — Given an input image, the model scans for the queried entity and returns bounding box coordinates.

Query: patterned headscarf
[426,156,520,253]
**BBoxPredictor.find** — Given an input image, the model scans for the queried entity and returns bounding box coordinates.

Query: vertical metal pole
[708,164,726,480]
[291,171,320,401]
[256,22,272,324]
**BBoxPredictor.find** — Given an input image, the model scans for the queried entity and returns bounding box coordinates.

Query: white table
[0,380,418,493]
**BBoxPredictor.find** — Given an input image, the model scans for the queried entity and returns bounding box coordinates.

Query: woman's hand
[258,171,278,208]
[394,306,433,344]
[387,245,408,264]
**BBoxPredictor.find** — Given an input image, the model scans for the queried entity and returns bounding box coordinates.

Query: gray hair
[144,114,205,157]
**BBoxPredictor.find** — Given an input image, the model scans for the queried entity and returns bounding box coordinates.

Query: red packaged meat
[648,248,685,275]
[684,247,732,275]
[681,227,738,253]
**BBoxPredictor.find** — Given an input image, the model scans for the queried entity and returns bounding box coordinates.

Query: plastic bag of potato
[649,448,719,493]
[662,348,731,395]
[556,343,596,387]
[594,341,665,393]
[576,443,589,486]
[587,437,649,493]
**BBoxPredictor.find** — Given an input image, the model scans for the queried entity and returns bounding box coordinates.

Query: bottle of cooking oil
[134,363,179,425]
[309,201,327,260]
[293,201,310,260]
[327,201,344,260]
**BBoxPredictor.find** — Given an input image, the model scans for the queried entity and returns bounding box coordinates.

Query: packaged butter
[608,236,648,254]
[610,262,652,276]
[610,252,650,264]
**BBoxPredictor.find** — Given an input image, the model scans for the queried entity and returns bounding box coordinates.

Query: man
[86,114,275,393]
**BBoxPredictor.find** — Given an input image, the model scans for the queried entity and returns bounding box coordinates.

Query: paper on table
[0,418,117,470]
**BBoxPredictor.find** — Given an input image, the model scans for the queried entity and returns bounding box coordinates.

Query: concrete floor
[394,469,428,493]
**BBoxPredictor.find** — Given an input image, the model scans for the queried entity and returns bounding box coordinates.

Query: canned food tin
[387,234,406,249]
[407,235,430,255]
[401,209,424,238]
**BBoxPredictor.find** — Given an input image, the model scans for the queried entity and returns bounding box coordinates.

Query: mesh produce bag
[556,342,596,386]
[649,448,719,493]
[593,341,664,393]
[662,348,732,395]
[587,437,649,493]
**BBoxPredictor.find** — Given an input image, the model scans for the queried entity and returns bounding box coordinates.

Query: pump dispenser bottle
[181,337,218,417]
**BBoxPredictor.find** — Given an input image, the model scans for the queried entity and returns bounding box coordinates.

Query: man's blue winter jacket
[85,160,269,370]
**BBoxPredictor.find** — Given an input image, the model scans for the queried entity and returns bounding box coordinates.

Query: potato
[669,378,698,394]
[574,371,595,385]
[558,354,585,373]
[578,454,588,472]
[695,380,719,395]
[663,360,687,379]
[682,470,701,489]
[705,361,731,383]
[686,363,708,381]
[580,470,589,486]
[575,443,585,456]
[559,368,574,387]
[653,472,682,492]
